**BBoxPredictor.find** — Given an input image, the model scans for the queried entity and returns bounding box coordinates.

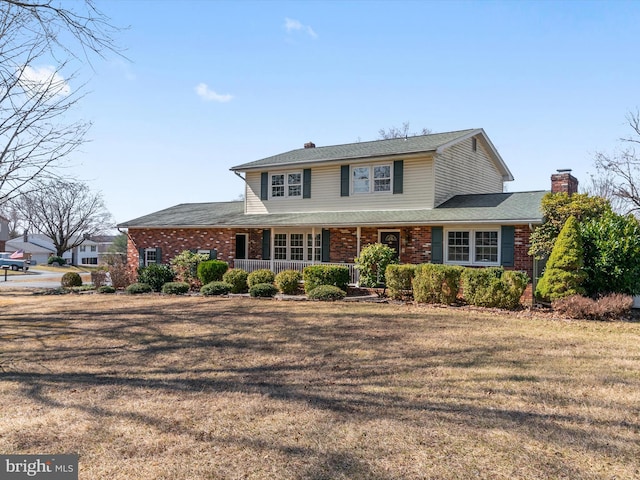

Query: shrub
[302,265,349,293]
[222,269,249,293]
[249,282,278,298]
[61,272,82,288]
[247,269,276,288]
[170,250,210,288]
[97,285,116,294]
[461,267,504,306]
[200,281,233,296]
[580,211,640,296]
[354,243,398,287]
[197,260,229,284]
[536,216,586,302]
[413,264,463,304]
[275,269,302,295]
[552,293,633,320]
[48,255,66,266]
[138,263,175,292]
[307,285,346,301]
[107,256,134,289]
[460,268,528,309]
[126,282,153,294]
[161,281,190,295]
[385,264,417,299]
[90,269,108,288]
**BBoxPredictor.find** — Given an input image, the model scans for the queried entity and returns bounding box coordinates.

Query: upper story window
[79,245,86,252]
[271,172,302,198]
[352,164,391,194]
[445,229,499,266]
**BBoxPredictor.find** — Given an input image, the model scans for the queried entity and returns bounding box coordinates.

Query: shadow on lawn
[1,296,638,477]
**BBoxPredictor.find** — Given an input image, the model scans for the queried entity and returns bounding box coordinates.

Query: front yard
[0,292,638,479]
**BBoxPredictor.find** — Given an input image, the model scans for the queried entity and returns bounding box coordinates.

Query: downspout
[233,171,248,213]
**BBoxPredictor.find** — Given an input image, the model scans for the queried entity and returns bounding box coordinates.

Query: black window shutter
[209,249,218,260]
[501,226,515,267]
[321,229,330,262]
[431,227,443,264]
[155,247,162,264]
[260,172,269,201]
[303,168,311,198]
[340,165,349,197]
[138,248,145,268]
[393,160,404,194]
[261,229,271,260]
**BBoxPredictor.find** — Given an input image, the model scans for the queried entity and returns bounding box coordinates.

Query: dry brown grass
[1,291,639,479]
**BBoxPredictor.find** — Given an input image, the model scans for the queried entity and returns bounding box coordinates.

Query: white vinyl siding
[244,156,436,214]
[434,137,505,206]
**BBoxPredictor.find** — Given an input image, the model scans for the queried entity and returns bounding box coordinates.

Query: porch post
[312,227,316,264]
[357,226,361,257]
[270,228,275,272]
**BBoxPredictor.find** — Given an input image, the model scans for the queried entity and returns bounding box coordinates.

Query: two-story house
[118,129,577,283]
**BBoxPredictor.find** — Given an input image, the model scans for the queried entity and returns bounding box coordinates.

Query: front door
[235,234,247,260]
[379,230,400,259]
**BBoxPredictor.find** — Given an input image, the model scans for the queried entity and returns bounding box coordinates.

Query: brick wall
[512,224,533,279]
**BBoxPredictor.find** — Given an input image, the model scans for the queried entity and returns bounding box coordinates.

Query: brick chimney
[551,169,579,195]
[304,142,316,149]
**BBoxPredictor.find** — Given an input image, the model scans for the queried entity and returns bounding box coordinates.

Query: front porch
[234,259,360,285]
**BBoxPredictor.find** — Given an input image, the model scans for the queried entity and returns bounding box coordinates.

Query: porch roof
[118,191,546,229]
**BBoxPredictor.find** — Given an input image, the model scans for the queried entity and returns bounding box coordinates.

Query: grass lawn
[0,292,638,479]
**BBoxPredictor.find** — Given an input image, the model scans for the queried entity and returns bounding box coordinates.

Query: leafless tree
[13,179,113,256]
[0,1,121,204]
[378,121,431,140]
[592,110,640,215]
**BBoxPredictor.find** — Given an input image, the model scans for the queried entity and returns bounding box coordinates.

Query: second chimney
[551,169,579,195]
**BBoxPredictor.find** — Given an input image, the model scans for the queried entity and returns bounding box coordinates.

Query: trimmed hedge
[201,281,232,296]
[275,269,302,294]
[126,282,153,294]
[302,265,349,294]
[247,269,276,288]
[249,282,278,298]
[413,264,463,305]
[222,269,249,293]
[307,285,346,301]
[386,264,417,300]
[161,282,190,295]
[61,272,82,288]
[461,268,528,309]
[197,260,229,285]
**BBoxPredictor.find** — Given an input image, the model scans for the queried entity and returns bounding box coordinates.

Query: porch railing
[234,259,360,285]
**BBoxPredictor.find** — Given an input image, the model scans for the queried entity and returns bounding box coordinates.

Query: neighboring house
[118,129,578,283]
[6,234,115,266]
[0,215,9,252]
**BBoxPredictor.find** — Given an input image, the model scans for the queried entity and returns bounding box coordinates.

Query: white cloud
[284,17,317,39]
[18,65,71,97]
[195,83,233,103]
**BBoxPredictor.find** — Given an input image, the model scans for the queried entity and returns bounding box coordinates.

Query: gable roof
[231,128,514,181]
[118,191,546,229]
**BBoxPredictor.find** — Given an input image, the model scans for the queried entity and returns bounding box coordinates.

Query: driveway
[0,267,91,289]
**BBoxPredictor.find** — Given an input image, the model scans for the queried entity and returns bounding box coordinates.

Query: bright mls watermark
[0,455,77,479]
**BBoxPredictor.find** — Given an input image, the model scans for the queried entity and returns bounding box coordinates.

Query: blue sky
[65,0,640,225]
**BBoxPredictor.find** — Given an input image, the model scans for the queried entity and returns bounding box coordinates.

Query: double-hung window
[446,229,499,265]
[273,232,321,262]
[144,248,157,265]
[352,164,391,194]
[271,172,302,198]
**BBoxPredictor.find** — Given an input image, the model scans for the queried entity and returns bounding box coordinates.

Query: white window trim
[351,163,392,195]
[444,228,501,266]
[270,171,302,199]
[144,248,158,266]
[272,231,321,262]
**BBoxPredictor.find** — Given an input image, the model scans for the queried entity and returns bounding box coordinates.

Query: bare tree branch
[378,122,432,140]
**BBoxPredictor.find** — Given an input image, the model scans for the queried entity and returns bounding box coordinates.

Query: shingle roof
[231,129,480,171]
[118,191,546,229]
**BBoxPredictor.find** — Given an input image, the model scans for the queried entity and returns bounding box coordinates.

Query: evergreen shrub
[61,272,82,288]
[48,256,65,266]
[354,243,398,287]
[197,260,229,285]
[249,282,278,298]
[97,285,116,294]
[222,269,249,293]
[126,282,153,294]
[247,269,275,287]
[138,263,175,292]
[201,281,232,296]
[302,265,349,293]
[385,264,417,299]
[275,269,302,294]
[161,282,190,295]
[307,285,346,301]
[413,264,463,304]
